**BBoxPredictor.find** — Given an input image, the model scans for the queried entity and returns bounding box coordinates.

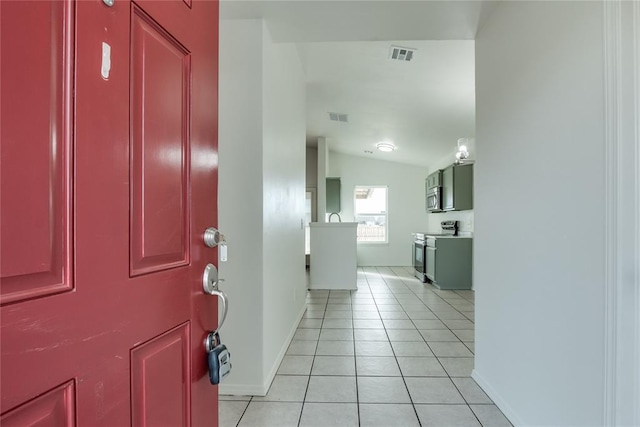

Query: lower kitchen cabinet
[426,237,472,290]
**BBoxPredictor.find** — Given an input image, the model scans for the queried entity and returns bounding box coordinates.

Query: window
[354,186,387,243]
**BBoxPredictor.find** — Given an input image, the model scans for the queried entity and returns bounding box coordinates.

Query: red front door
[1,1,219,425]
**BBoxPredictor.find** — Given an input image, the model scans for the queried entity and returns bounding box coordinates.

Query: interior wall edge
[471,370,523,427]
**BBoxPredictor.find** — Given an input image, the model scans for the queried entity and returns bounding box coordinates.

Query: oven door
[426,188,442,212]
[413,240,426,282]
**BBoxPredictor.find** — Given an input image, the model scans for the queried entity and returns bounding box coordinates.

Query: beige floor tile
[386,329,424,342]
[299,403,358,427]
[356,356,401,376]
[470,405,513,426]
[277,355,314,375]
[353,329,388,341]
[316,340,355,356]
[437,357,474,377]
[359,404,420,427]
[391,341,434,357]
[305,376,357,403]
[428,341,474,357]
[396,357,447,377]
[405,377,465,404]
[311,355,356,376]
[453,378,493,404]
[253,375,309,402]
[357,376,411,403]
[219,401,249,427]
[237,402,302,427]
[415,404,481,427]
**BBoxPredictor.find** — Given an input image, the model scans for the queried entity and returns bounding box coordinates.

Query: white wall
[328,152,428,266]
[219,19,306,395]
[261,25,307,383]
[218,19,264,393]
[474,2,606,425]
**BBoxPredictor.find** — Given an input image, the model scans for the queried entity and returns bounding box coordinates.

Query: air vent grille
[389,46,416,62]
[328,112,348,123]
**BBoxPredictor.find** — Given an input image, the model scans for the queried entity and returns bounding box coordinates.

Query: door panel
[426,247,436,282]
[131,323,190,427]
[1,0,219,425]
[130,4,191,276]
[0,381,75,427]
[0,0,73,305]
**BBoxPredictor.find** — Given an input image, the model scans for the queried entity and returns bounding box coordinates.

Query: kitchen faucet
[328,212,342,223]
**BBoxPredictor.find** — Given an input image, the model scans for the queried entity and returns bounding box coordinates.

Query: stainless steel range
[413,221,458,282]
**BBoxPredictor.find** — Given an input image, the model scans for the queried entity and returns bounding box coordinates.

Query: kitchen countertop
[415,232,473,239]
[311,222,358,228]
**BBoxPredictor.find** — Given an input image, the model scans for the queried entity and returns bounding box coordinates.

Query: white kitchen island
[309,222,357,290]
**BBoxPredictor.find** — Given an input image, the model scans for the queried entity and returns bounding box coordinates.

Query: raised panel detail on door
[131,322,190,427]
[0,0,73,305]
[0,380,75,427]
[130,5,191,277]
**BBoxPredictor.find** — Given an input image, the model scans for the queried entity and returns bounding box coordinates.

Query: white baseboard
[260,304,307,394]
[218,383,265,397]
[472,369,524,427]
[220,304,306,397]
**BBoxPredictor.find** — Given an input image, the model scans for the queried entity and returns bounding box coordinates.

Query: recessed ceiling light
[376,142,396,152]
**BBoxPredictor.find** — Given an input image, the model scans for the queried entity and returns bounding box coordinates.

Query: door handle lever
[203,288,229,352]
[208,289,228,335]
[202,263,229,342]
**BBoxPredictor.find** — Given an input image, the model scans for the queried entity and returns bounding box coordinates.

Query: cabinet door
[425,247,436,281]
[442,166,454,210]
[326,178,341,213]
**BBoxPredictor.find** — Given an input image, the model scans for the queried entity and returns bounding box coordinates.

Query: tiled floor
[220,266,512,427]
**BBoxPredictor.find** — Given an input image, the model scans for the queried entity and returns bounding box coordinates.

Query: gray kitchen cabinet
[326,177,341,213]
[427,237,472,290]
[426,170,442,189]
[442,163,473,211]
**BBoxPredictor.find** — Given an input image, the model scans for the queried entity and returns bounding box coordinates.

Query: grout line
[374,266,423,427]
[375,267,484,422]
[296,290,327,427]
[284,268,480,427]
[353,268,361,427]
[233,399,252,427]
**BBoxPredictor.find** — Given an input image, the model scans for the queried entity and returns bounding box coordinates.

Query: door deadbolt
[204,227,222,248]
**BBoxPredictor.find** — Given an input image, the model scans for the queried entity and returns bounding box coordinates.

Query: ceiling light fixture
[376,142,396,152]
[455,138,470,164]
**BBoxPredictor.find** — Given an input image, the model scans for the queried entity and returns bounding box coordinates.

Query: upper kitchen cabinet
[426,170,442,189]
[326,177,341,213]
[442,164,473,211]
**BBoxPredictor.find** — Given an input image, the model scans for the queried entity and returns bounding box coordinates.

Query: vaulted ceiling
[221,1,499,168]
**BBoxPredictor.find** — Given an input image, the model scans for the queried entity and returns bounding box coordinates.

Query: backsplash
[427,210,474,236]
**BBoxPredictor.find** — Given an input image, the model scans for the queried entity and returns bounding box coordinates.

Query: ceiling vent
[389,46,416,62]
[328,112,348,123]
